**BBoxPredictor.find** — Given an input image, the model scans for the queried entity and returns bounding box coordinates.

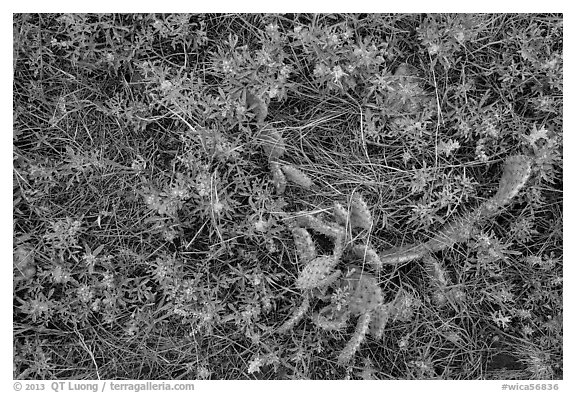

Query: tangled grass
[13,13,562,380]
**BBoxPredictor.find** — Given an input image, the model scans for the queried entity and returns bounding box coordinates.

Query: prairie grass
[13,13,562,380]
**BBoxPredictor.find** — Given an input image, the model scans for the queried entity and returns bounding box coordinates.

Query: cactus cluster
[278,194,392,364]
[276,155,532,366]
[248,94,313,194]
[310,265,391,366]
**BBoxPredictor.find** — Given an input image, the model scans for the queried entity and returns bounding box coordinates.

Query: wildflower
[131,155,146,171]
[152,20,164,30]
[126,319,139,336]
[525,351,554,379]
[163,228,178,242]
[101,272,115,289]
[266,23,278,34]
[197,365,211,379]
[83,252,97,269]
[254,218,268,233]
[341,28,353,40]
[212,201,224,214]
[402,151,412,165]
[494,287,514,303]
[91,299,101,312]
[491,310,512,329]
[268,85,279,99]
[77,285,94,303]
[445,331,461,344]
[221,59,234,74]
[313,63,331,78]
[151,257,172,282]
[482,117,499,138]
[524,125,549,147]
[398,335,409,349]
[20,295,52,322]
[256,49,275,67]
[160,80,173,91]
[170,186,189,200]
[181,279,196,302]
[391,290,421,322]
[331,286,350,312]
[195,172,211,197]
[438,138,460,157]
[279,64,292,80]
[521,325,535,336]
[409,358,435,378]
[331,65,347,83]
[247,356,264,374]
[52,265,72,284]
[515,309,532,319]
[551,275,562,286]
[326,33,340,47]
[173,306,189,317]
[44,217,82,251]
[475,141,489,163]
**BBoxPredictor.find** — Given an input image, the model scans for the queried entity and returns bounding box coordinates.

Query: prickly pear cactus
[276,153,534,368]
[333,202,349,226]
[349,194,373,230]
[336,268,383,315]
[256,107,313,194]
[246,90,268,125]
[270,161,286,194]
[292,227,317,264]
[337,313,372,366]
[296,256,340,290]
[351,243,383,271]
[380,154,532,265]
[482,154,532,214]
[315,267,388,365]
[259,126,285,161]
[282,165,314,189]
[368,304,391,339]
[276,295,311,334]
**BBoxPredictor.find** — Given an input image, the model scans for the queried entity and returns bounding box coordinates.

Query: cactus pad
[292,227,317,264]
[337,267,383,315]
[260,126,285,161]
[352,243,383,271]
[270,161,286,194]
[282,165,314,189]
[337,313,372,365]
[350,194,373,230]
[296,256,338,290]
